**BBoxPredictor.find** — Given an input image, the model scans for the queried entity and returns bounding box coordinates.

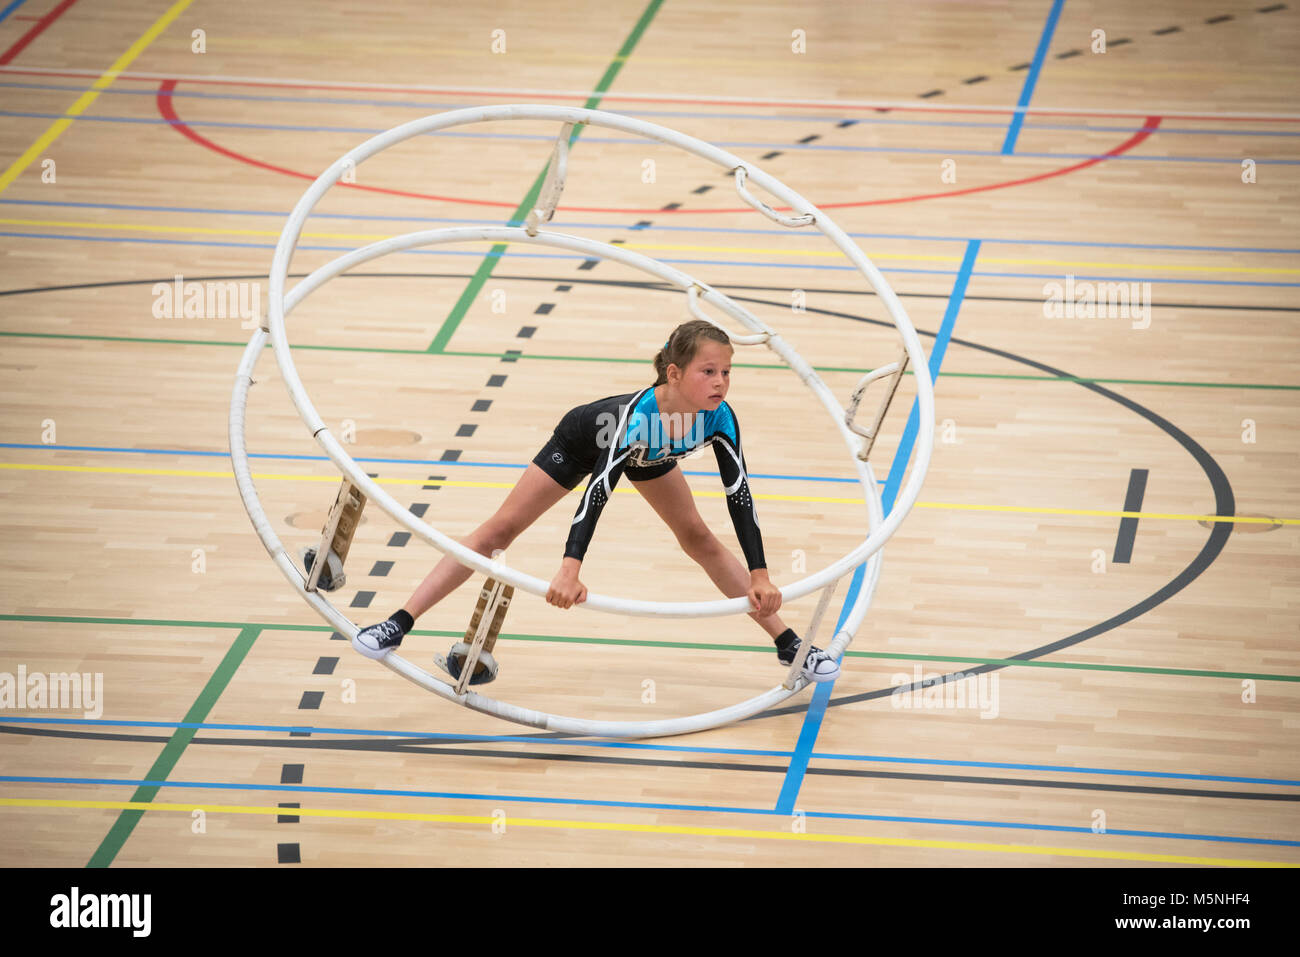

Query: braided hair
[652,319,732,386]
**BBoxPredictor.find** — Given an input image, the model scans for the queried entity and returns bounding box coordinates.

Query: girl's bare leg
[630,467,789,639]
[402,463,571,619]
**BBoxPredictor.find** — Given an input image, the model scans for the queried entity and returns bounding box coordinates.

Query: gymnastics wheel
[229,105,936,739]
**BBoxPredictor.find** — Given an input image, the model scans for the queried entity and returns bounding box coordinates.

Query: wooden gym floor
[0,0,1297,867]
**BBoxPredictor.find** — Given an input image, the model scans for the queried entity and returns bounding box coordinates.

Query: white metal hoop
[229,104,934,738]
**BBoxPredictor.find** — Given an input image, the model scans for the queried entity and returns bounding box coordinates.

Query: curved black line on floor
[2,724,1291,803]
[1,270,1239,735]
[1,271,1294,313]
[729,293,1237,720]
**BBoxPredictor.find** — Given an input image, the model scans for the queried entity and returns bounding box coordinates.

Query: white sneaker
[352,619,405,659]
[777,638,840,683]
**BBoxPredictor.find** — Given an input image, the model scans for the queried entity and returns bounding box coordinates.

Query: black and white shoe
[433,642,499,686]
[777,637,840,683]
[300,546,345,592]
[352,619,405,659]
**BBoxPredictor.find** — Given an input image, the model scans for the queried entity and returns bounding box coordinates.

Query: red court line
[157,78,1164,214]
[3,64,1294,122]
[0,0,80,66]
[842,116,1162,209]
[156,79,509,209]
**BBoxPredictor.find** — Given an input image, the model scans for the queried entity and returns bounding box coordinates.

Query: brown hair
[652,319,732,386]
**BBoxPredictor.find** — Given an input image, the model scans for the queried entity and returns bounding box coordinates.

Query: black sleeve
[712,410,766,572]
[563,419,633,564]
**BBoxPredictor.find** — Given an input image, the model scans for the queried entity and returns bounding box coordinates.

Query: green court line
[85,626,261,868]
[441,350,1300,390]
[5,614,1295,684]
[1,330,1296,390]
[424,0,664,353]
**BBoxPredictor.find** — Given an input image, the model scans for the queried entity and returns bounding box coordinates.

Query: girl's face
[672,339,733,410]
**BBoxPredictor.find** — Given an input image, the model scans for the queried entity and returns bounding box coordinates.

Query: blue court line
[3,716,1296,786]
[0,442,872,486]
[775,239,985,816]
[6,80,1298,138]
[1002,0,1066,155]
[5,198,1298,254]
[2,232,1295,288]
[2,774,1295,848]
[0,0,28,25]
[6,108,1296,165]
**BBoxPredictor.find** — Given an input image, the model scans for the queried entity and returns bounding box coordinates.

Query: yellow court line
[3,217,1295,276]
[0,798,1292,866]
[619,243,1300,276]
[0,217,390,242]
[0,0,197,195]
[0,462,510,488]
[975,256,1299,275]
[912,499,1298,527]
[1,461,1294,526]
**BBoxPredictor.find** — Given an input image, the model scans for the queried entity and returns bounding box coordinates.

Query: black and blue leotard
[531,386,766,571]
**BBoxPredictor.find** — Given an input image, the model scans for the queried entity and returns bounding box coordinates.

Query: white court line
[2,65,1299,121]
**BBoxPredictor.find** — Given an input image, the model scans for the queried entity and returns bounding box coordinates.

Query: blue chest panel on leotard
[621,389,738,468]
[562,386,765,571]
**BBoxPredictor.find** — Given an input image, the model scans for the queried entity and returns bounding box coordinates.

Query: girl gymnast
[352,318,839,684]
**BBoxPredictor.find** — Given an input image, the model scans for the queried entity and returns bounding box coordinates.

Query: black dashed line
[534,302,554,314]
[1258,4,1285,12]
[277,803,301,824]
[501,348,522,361]
[456,423,476,437]
[288,730,312,737]
[836,119,858,127]
[313,657,338,675]
[631,220,653,230]
[298,691,323,710]
[963,75,988,84]
[554,283,572,291]
[1055,49,1082,59]
[759,151,781,160]
[409,503,429,518]
[277,844,301,864]
[919,89,944,98]
[691,184,713,194]
[1153,25,1181,34]
[1010,61,1031,71]
[517,326,536,338]
[486,374,506,387]
[797,134,820,143]
[471,399,491,412]
[1109,37,1132,46]
[368,561,393,576]
[442,449,462,461]
[610,238,626,244]
[422,474,447,489]
[578,259,599,270]
[1207,14,1233,23]
[349,591,374,608]
[281,765,304,784]
[328,630,346,641]
[387,532,410,547]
